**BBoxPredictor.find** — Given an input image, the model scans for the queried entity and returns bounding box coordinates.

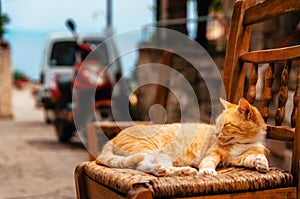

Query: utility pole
[0,0,2,17]
[106,0,112,29]
[104,0,114,36]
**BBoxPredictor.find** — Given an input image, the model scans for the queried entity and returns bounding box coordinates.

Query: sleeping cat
[96,98,269,177]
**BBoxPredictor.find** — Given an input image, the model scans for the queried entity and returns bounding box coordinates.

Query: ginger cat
[96,98,269,177]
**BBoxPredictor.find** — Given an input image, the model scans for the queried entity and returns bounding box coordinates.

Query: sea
[4,30,48,81]
[4,29,141,82]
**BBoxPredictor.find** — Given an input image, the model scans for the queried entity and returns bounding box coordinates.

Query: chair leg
[75,162,88,199]
[127,186,153,199]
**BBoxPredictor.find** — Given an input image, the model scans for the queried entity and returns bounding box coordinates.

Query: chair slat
[267,125,295,141]
[239,46,300,64]
[291,69,300,128]
[233,62,248,104]
[223,0,254,104]
[247,63,258,104]
[261,63,275,122]
[244,0,300,25]
[275,62,291,126]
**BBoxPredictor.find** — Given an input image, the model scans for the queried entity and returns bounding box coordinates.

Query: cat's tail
[95,142,145,168]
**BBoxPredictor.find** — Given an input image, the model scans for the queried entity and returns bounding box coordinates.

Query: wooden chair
[75,0,300,198]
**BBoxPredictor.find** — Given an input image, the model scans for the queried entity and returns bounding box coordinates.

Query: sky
[1,0,154,80]
[2,0,154,33]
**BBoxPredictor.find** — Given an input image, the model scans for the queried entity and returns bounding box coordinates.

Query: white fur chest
[225,142,264,166]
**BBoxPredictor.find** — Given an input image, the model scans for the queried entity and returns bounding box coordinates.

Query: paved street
[0,85,87,199]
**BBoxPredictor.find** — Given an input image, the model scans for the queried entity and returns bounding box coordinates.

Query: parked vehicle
[50,53,114,142]
[39,32,76,123]
[49,73,74,142]
[39,31,121,124]
[38,19,122,142]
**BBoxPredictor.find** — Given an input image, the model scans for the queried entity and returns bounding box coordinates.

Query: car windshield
[49,41,77,67]
[49,39,110,67]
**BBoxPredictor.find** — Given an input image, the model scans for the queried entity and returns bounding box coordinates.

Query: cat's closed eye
[223,122,242,130]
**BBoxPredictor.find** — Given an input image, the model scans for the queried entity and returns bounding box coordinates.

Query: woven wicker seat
[75,0,300,198]
[82,161,293,198]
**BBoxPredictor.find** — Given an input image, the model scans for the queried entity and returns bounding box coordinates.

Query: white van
[39,32,121,123]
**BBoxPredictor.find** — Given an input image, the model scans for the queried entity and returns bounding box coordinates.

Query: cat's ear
[219,98,234,109]
[238,98,251,116]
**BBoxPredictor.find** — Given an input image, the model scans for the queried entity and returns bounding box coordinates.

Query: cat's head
[215,98,267,145]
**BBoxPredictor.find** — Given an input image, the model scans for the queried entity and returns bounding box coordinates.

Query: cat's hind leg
[135,153,167,176]
[136,153,198,177]
[152,154,198,176]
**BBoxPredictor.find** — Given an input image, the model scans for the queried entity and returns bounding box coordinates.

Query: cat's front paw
[255,154,269,173]
[165,166,198,177]
[199,168,217,176]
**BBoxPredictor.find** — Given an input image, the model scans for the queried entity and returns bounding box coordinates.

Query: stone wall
[0,47,13,119]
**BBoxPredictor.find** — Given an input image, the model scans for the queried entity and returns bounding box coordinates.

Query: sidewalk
[0,85,87,199]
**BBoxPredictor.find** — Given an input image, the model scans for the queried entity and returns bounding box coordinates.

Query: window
[49,41,77,66]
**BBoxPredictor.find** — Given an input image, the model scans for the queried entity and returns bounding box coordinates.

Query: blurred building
[134,0,300,125]
[0,45,12,119]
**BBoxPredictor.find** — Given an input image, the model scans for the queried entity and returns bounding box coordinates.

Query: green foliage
[0,14,10,38]
[211,0,223,13]
[14,70,27,81]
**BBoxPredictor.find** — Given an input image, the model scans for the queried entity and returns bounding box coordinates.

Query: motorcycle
[72,44,114,144]
[51,20,115,143]
[50,73,75,142]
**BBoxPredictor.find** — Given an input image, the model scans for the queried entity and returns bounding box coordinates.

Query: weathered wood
[87,124,99,161]
[266,125,295,141]
[244,0,300,25]
[292,104,300,199]
[223,0,244,97]
[233,62,248,104]
[247,63,258,104]
[174,187,296,199]
[298,160,300,199]
[261,63,275,122]
[127,186,153,199]
[74,163,88,199]
[79,172,297,199]
[291,69,300,128]
[275,62,291,126]
[223,0,255,103]
[239,45,300,64]
[84,175,126,199]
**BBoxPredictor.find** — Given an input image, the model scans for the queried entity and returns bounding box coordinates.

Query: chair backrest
[223,0,300,193]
